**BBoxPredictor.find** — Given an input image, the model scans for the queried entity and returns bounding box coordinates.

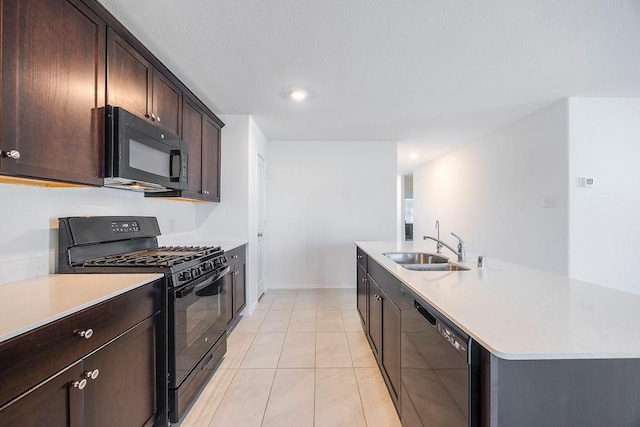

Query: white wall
[196,115,250,240]
[0,184,196,285]
[568,98,640,294]
[413,101,570,274]
[196,115,267,311]
[266,140,397,288]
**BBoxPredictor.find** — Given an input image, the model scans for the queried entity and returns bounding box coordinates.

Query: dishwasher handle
[415,300,437,327]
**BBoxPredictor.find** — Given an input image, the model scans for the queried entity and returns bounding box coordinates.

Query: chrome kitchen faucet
[424,221,466,262]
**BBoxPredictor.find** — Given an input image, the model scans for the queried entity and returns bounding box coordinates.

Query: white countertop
[356,241,640,360]
[197,240,247,252]
[0,274,163,344]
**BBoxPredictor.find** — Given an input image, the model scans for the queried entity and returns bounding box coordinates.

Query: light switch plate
[542,196,558,209]
[579,177,595,188]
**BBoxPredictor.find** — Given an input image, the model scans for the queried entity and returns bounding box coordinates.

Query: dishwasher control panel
[437,322,468,359]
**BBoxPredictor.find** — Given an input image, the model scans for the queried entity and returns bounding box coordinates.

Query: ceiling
[98,0,640,174]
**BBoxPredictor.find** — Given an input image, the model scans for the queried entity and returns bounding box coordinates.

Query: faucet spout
[423,235,456,256]
[423,230,467,262]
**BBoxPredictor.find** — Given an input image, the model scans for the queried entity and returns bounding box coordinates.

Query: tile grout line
[313,359,317,427]
[259,289,297,426]
[351,365,370,427]
[205,367,240,427]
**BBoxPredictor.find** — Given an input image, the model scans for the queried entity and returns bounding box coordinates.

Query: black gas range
[58,216,229,423]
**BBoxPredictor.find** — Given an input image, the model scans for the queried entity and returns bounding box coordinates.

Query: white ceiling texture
[99,0,640,174]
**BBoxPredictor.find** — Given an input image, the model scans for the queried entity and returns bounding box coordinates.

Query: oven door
[169,266,229,388]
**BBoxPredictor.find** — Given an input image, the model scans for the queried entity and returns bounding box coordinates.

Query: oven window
[129,139,170,177]
[172,274,226,387]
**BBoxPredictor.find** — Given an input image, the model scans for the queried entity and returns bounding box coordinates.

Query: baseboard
[266,284,354,290]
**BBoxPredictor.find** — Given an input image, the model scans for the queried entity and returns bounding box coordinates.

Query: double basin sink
[384,252,470,271]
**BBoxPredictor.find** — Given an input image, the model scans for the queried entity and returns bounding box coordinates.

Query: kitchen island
[356,241,640,427]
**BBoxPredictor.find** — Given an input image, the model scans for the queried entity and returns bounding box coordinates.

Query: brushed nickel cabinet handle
[76,328,93,339]
[1,149,20,159]
[72,378,87,390]
[84,369,100,380]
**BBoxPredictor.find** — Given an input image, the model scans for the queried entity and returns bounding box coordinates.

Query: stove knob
[183,271,192,280]
[192,268,199,278]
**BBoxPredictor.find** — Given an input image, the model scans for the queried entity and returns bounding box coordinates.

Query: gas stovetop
[83,246,223,267]
[57,216,228,288]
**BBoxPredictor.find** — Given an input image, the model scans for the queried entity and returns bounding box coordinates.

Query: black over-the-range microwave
[104,105,188,192]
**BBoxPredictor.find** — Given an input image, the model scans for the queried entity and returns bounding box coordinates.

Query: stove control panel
[175,256,228,287]
[110,221,140,233]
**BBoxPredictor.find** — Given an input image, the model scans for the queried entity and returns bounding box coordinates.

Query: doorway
[256,154,266,297]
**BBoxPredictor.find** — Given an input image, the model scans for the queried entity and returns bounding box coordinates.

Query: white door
[256,155,266,297]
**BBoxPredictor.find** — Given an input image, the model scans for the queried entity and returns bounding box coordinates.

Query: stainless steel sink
[383,252,470,272]
[383,252,449,265]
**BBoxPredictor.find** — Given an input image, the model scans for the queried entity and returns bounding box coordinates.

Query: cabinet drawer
[368,259,401,306]
[356,247,367,270]
[0,278,162,407]
[225,245,246,264]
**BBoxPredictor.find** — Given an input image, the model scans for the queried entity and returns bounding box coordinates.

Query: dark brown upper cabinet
[0,0,105,186]
[1,0,223,194]
[147,94,221,202]
[107,28,182,136]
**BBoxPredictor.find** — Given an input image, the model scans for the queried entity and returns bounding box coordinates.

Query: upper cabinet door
[202,115,221,202]
[107,28,182,135]
[106,28,151,120]
[0,0,106,185]
[151,70,182,136]
[181,97,203,196]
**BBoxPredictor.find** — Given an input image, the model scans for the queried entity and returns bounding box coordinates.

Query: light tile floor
[180,288,401,427]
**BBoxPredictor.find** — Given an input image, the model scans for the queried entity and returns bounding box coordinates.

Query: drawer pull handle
[77,328,94,339]
[232,255,238,259]
[1,149,20,159]
[72,379,87,390]
[85,369,100,380]
[357,255,363,259]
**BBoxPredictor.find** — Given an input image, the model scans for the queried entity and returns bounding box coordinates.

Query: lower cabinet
[356,264,368,330]
[83,316,158,427]
[380,290,401,405]
[356,249,401,414]
[0,279,164,427]
[367,275,382,357]
[225,245,247,330]
[0,360,84,426]
[367,274,401,409]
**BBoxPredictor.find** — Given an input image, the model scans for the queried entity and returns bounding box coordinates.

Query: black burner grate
[83,245,223,267]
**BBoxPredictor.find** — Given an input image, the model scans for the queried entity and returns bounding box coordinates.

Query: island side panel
[487,355,640,426]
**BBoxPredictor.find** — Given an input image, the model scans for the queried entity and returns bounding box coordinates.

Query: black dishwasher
[400,285,480,426]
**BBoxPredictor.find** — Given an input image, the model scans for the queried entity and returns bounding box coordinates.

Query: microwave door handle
[170,150,181,182]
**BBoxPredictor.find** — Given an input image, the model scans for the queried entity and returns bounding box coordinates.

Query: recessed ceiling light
[288,88,307,102]
[409,152,418,160]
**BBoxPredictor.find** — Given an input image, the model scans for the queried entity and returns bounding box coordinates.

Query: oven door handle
[175,266,230,298]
